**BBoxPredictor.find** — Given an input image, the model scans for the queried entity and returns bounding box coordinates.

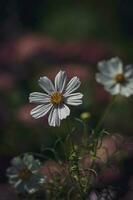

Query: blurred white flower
[96,57,133,97]
[29,70,83,127]
[7,154,46,194]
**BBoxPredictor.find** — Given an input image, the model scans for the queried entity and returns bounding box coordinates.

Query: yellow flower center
[50,92,63,105]
[115,73,125,83]
[18,168,32,181]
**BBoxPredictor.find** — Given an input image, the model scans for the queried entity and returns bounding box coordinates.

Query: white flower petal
[65,76,81,95]
[7,167,19,176]
[25,185,37,194]
[120,85,133,97]
[38,76,54,94]
[64,92,83,99]
[126,80,133,90]
[11,157,23,167]
[9,178,19,184]
[66,99,83,106]
[98,57,123,77]
[48,107,60,127]
[39,177,46,184]
[58,104,70,120]
[23,154,34,167]
[124,65,133,78]
[54,71,67,92]
[9,174,18,178]
[108,57,123,74]
[128,78,133,82]
[104,84,121,95]
[65,93,83,106]
[14,179,22,188]
[29,92,50,104]
[98,60,115,77]
[31,104,52,119]
[96,73,115,87]
[30,160,41,171]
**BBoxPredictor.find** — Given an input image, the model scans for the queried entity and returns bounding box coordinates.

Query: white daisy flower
[7,154,46,194]
[96,57,133,97]
[29,70,83,127]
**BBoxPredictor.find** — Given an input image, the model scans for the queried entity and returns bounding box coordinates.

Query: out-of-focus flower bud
[80,112,91,121]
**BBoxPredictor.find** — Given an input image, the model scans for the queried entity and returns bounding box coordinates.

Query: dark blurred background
[0,1,133,198]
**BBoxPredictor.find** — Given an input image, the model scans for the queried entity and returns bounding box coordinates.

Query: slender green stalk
[83,121,89,148]
[65,119,75,152]
[65,119,85,200]
[95,95,117,134]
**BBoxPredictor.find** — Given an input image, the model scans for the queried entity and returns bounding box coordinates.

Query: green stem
[82,121,88,148]
[94,95,117,134]
[65,119,85,199]
[65,119,75,152]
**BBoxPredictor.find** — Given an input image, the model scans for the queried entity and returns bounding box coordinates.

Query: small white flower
[96,57,133,97]
[7,154,46,194]
[29,70,83,127]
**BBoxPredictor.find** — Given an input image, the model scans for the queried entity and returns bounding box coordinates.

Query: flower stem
[94,95,117,135]
[65,119,86,199]
[65,118,75,152]
[83,121,89,147]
